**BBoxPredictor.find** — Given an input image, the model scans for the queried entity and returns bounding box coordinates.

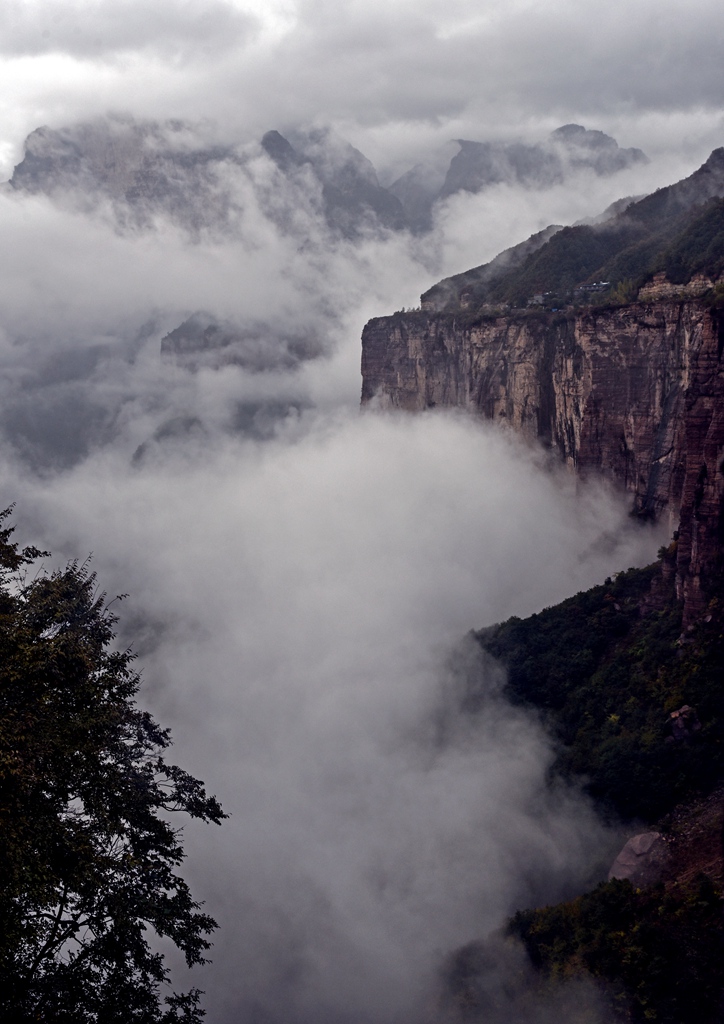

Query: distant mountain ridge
[261,127,407,236]
[391,123,647,231]
[7,115,648,238]
[8,117,242,233]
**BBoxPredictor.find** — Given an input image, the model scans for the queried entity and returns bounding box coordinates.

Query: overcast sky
[1,0,723,177]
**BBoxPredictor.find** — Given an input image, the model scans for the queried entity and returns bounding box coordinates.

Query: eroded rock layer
[361,300,724,626]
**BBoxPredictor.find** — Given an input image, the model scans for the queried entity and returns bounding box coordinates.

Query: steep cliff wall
[361,300,724,626]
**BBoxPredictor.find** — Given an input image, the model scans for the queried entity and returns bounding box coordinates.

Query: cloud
[0,0,722,178]
[0,113,707,477]
[0,0,256,60]
[1,409,663,1023]
[0,163,667,1020]
[0,125,692,483]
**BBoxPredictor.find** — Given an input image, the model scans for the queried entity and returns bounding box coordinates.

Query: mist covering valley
[1,1,722,1017]
[0,115,675,1022]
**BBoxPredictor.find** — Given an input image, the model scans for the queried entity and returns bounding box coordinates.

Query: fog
[0,151,668,1021]
[4,411,664,1023]
[1,0,718,1017]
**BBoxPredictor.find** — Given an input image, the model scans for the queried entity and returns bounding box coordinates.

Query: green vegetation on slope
[486,199,724,309]
[459,547,724,1022]
[421,149,724,313]
[663,197,724,284]
[510,875,724,1024]
[488,222,641,306]
[476,549,724,822]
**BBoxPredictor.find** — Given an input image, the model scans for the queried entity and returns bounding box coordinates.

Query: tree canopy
[0,508,226,1023]
[476,555,724,821]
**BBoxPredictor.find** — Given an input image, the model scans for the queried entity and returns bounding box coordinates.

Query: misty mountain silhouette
[390,124,647,231]
[8,115,647,238]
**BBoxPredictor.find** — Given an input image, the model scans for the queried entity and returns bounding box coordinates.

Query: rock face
[361,299,724,626]
[388,124,646,231]
[8,117,241,232]
[608,832,666,885]
[262,127,406,236]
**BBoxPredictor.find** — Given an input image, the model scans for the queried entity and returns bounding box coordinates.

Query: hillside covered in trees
[422,149,724,312]
[442,541,724,1022]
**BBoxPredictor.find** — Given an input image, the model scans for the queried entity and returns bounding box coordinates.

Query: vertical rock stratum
[361,298,724,627]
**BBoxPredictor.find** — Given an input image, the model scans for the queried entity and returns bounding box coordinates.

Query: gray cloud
[1,410,663,1024]
[0,146,670,1019]
[0,130,686,492]
[0,0,256,60]
[1,0,722,179]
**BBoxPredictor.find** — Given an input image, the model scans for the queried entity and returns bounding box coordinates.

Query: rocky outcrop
[361,298,724,626]
[638,272,715,302]
[608,832,666,884]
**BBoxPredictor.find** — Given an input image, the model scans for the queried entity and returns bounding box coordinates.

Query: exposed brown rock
[361,299,724,626]
[638,271,715,302]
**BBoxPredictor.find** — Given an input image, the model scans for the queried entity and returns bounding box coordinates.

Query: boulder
[608,832,666,885]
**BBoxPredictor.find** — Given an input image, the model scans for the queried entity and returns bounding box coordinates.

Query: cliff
[361,298,724,627]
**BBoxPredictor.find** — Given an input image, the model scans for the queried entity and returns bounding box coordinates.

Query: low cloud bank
[2,410,664,1023]
[0,127,669,1020]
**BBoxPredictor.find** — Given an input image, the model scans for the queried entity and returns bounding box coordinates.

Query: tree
[0,508,226,1022]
